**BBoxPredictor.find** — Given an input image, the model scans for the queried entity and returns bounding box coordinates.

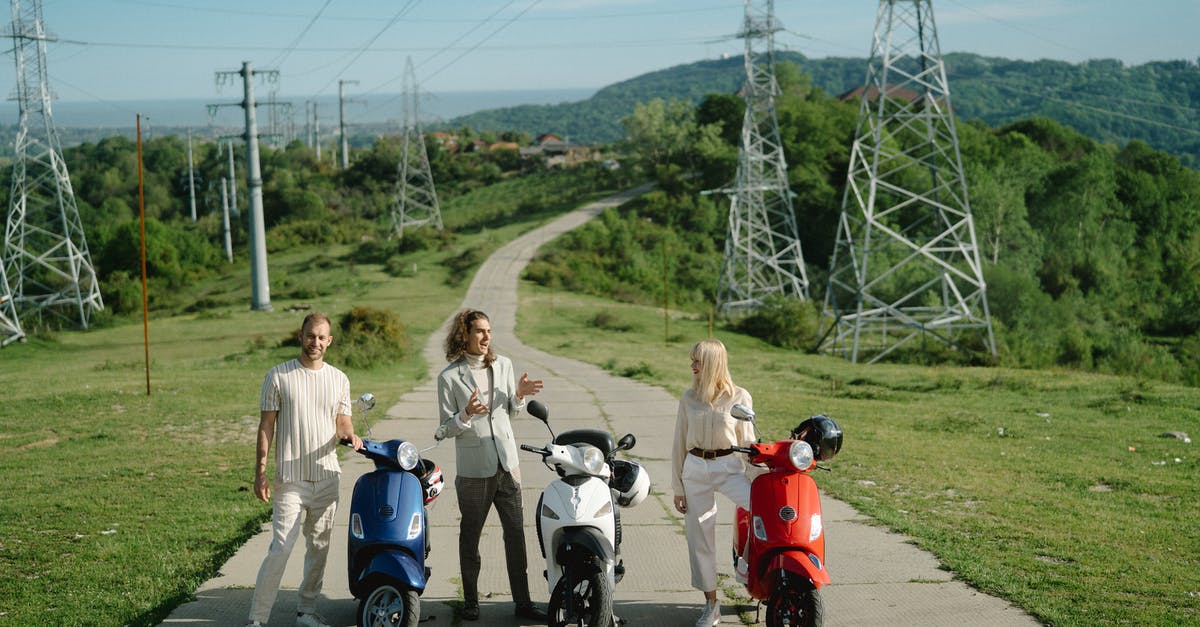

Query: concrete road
[163,186,1040,626]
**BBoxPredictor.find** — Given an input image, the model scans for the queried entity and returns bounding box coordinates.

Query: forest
[3,60,1199,386]
[448,52,1200,167]
[521,63,1200,385]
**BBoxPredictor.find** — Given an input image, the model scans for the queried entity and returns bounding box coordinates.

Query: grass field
[2,184,1198,625]
[516,285,1200,626]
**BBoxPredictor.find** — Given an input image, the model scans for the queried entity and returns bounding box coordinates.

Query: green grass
[0,174,619,625]
[516,285,1200,626]
[2,175,1197,625]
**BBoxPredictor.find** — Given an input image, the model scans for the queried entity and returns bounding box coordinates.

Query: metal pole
[227,139,238,216]
[313,101,321,162]
[242,61,271,311]
[338,80,349,170]
[221,177,232,262]
[187,131,197,221]
[137,115,151,395]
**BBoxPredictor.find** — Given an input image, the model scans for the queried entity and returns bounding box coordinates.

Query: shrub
[731,295,820,350]
[331,307,409,370]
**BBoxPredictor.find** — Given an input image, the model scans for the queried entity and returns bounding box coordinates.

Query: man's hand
[517,372,544,399]
[464,387,486,422]
[254,472,271,503]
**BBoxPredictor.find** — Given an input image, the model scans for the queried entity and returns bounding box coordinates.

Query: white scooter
[520,400,650,627]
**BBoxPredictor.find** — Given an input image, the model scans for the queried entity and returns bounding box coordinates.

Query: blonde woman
[671,339,755,627]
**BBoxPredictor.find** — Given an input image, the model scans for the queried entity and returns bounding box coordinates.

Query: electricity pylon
[818,0,996,363]
[0,261,22,346]
[715,0,809,315]
[390,57,442,240]
[2,0,103,330]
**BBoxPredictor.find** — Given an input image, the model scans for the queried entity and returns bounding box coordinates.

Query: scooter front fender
[555,526,615,568]
[352,550,427,597]
[768,549,830,588]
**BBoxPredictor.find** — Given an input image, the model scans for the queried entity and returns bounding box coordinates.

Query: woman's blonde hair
[690,339,735,404]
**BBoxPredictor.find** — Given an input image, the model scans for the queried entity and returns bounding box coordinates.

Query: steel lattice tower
[0,260,22,346]
[716,0,809,314]
[818,0,995,363]
[3,0,102,329]
[390,57,442,240]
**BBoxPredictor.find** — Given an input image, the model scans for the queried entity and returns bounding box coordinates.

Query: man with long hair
[436,308,546,621]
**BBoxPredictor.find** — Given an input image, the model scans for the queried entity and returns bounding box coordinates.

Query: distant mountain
[443,52,1200,167]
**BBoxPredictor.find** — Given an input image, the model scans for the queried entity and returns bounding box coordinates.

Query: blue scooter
[344,393,444,627]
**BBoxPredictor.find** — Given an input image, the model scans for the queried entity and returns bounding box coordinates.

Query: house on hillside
[520,133,601,168]
[425,131,459,153]
[838,85,952,111]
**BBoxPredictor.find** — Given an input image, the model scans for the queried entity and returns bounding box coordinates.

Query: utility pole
[212,61,275,311]
[187,131,197,221]
[391,57,443,240]
[338,80,361,170]
[220,178,232,262]
[2,0,102,329]
[304,100,312,149]
[712,0,809,315]
[226,139,238,216]
[313,100,322,162]
[818,0,996,363]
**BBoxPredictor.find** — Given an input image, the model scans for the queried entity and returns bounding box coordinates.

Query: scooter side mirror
[730,403,755,422]
[358,392,377,413]
[527,399,550,424]
[617,433,636,451]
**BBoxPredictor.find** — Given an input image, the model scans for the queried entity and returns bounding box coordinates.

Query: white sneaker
[297,612,331,627]
[695,600,721,626]
[245,622,263,627]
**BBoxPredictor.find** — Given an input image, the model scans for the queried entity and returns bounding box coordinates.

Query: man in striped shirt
[247,312,363,627]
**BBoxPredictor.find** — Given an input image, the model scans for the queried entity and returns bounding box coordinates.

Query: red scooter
[728,403,843,627]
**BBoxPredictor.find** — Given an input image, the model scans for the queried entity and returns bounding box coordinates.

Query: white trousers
[681,453,751,592]
[249,476,340,623]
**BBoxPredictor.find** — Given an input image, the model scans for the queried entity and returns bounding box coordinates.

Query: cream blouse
[671,385,755,496]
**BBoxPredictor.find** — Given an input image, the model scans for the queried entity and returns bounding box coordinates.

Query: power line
[266,0,332,70]
[311,0,420,97]
[104,0,741,24]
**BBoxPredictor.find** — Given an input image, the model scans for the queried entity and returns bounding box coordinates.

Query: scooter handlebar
[731,445,755,454]
[340,437,355,446]
[520,444,547,454]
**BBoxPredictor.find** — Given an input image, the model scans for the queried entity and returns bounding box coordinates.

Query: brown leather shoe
[461,600,480,621]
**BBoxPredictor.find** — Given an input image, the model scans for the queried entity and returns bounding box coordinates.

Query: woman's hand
[674,495,688,514]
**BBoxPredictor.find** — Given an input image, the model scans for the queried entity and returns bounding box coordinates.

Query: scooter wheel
[547,555,613,627]
[358,580,420,627]
[765,578,823,627]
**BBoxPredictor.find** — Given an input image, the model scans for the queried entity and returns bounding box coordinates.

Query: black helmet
[790,415,843,461]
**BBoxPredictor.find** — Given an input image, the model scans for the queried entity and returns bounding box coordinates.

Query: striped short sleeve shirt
[260,358,351,483]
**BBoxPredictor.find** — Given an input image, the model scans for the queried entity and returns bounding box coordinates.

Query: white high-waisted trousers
[681,453,751,592]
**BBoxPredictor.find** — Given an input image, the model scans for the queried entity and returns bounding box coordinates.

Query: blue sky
[13,0,1200,110]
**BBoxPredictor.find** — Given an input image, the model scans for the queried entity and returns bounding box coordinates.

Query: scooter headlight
[579,445,605,475]
[396,441,419,471]
[788,440,815,471]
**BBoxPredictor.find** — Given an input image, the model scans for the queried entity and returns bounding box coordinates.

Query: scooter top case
[347,441,430,599]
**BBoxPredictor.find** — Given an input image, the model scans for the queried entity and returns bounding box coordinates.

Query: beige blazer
[436,354,524,478]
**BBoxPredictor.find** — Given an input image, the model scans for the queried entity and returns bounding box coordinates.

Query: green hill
[444,52,1200,167]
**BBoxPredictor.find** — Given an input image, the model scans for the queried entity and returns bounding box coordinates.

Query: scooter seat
[554,428,616,457]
